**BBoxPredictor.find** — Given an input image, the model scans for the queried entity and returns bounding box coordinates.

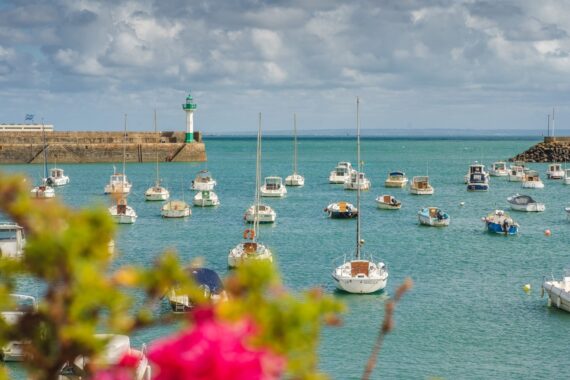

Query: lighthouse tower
[182,92,197,143]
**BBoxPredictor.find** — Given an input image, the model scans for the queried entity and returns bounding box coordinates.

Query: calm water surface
[4,137,570,379]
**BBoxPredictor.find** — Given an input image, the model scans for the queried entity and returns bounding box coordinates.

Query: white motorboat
[244,204,276,223]
[229,113,273,268]
[384,171,408,188]
[564,169,570,185]
[546,163,564,179]
[324,201,358,219]
[418,207,450,227]
[168,267,228,313]
[463,162,489,184]
[46,167,70,186]
[105,116,132,195]
[0,223,26,259]
[285,113,305,187]
[260,176,287,197]
[565,206,570,221]
[543,271,570,312]
[410,176,434,195]
[522,170,544,189]
[489,161,508,177]
[31,124,55,199]
[329,162,354,184]
[466,171,489,191]
[161,200,191,218]
[344,170,371,191]
[1,294,37,362]
[375,195,401,210]
[507,194,545,212]
[58,334,151,380]
[508,163,526,182]
[109,198,137,224]
[191,170,217,191]
[331,97,388,294]
[193,190,220,207]
[145,110,170,201]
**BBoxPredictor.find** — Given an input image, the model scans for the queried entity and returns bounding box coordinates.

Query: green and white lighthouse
[182,92,197,143]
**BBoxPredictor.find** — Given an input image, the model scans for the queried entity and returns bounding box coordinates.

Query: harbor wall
[0,131,206,163]
[510,137,570,163]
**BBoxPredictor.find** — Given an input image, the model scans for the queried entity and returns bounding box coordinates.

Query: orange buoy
[544,229,551,236]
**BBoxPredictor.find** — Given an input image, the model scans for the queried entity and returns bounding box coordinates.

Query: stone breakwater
[509,137,570,163]
[0,131,206,164]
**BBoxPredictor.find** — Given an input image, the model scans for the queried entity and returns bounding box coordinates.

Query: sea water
[3,137,570,379]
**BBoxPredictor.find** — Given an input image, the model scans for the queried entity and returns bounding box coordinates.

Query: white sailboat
[285,113,304,187]
[145,111,170,201]
[332,98,388,294]
[229,113,273,268]
[31,123,55,199]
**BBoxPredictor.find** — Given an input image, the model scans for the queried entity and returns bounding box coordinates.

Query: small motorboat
[104,171,132,195]
[375,195,401,210]
[489,161,508,177]
[483,210,519,235]
[0,223,26,259]
[31,181,55,199]
[508,163,526,182]
[45,168,70,186]
[260,176,287,197]
[410,176,434,195]
[161,200,191,218]
[59,334,151,380]
[463,162,489,184]
[546,163,564,179]
[191,170,217,191]
[244,204,276,223]
[564,169,570,185]
[108,198,137,224]
[1,294,36,362]
[344,171,371,191]
[507,194,545,212]
[168,267,228,313]
[522,170,544,189]
[384,171,408,188]
[324,201,358,219]
[329,162,354,184]
[193,190,220,207]
[543,270,570,312]
[466,171,489,191]
[417,207,450,227]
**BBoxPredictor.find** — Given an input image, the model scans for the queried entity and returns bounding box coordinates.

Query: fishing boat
[243,204,276,223]
[168,267,228,313]
[58,334,151,380]
[0,223,26,259]
[229,114,273,268]
[489,161,508,177]
[384,171,408,188]
[193,190,220,207]
[1,294,37,362]
[482,210,519,235]
[521,170,544,189]
[466,171,489,191]
[45,167,70,187]
[260,176,287,197]
[145,111,170,201]
[329,162,354,184]
[410,176,434,195]
[104,170,132,195]
[161,200,191,218]
[109,198,137,224]
[507,194,545,212]
[418,207,450,227]
[324,201,358,218]
[546,163,564,179]
[375,195,401,210]
[543,270,570,312]
[191,170,217,191]
[331,97,388,294]
[344,170,371,191]
[463,162,488,184]
[31,124,55,199]
[564,169,570,185]
[507,163,526,182]
[285,113,304,186]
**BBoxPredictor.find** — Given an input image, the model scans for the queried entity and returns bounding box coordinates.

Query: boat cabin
[49,168,65,178]
[468,163,485,174]
[493,162,506,170]
[524,170,541,182]
[264,177,283,190]
[195,170,213,183]
[0,223,25,259]
[548,164,562,172]
[469,173,486,183]
[412,176,430,188]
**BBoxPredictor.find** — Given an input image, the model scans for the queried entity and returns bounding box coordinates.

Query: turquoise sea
[4,136,570,379]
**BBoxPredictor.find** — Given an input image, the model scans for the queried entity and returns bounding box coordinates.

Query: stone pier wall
[510,137,570,162]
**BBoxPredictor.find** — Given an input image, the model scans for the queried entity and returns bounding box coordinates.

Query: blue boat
[467,172,489,191]
[483,210,518,235]
[168,267,227,312]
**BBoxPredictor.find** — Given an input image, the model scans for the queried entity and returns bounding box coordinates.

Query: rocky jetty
[510,138,570,163]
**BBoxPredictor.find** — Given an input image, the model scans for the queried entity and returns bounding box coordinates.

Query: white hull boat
[376,195,401,210]
[384,171,408,188]
[228,241,273,268]
[260,176,287,197]
[564,169,570,185]
[464,162,489,185]
[31,184,55,199]
[489,161,508,177]
[168,267,228,312]
[507,194,545,212]
[329,162,354,184]
[1,294,36,362]
[410,176,434,195]
[244,204,276,223]
[193,190,220,207]
[285,174,304,186]
[522,170,544,189]
[543,272,570,312]
[191,170,217,191]
[46,168,70,186]
[109,203,137,224]
[0,223,26,259]
[508,164,526,182]
[344,171,371,190]
[145,186,169,201]
[546,164,564,179]
[285,114,304,187]
[418,207,450,227]
[161,200,191,218]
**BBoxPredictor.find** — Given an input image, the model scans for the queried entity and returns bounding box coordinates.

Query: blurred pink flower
[148,306,285,380]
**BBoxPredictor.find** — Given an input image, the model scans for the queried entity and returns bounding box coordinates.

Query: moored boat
[384,171,408,188]
[417,207,450,227]
[464,162,489,184]
[466,171,489,191]
[46,168,70,186]
[483,210,519,235]
[546,163,564,179]
[507,194,545,212]
[109,198,137,224]
[508,163,526,182]
[168,267,228,313]
[564,169,570,185]
[542,271,570,312]
[489,161,508,177]
[0,294,36,362]
[244,204,275,223]
[161,200,191,218]
[191,170,217,191]
[32,124,55,199]
[260,176,287,197]
[145,110,170,201]
[0,223,25,259]
[324,201,358,218]
[410,176,434,195]
[344,171,371,191]
[193,190,220,207]
[329,162,354,184]
[375,195,401,210]
[522,170,544,189]
[285,113,305,187]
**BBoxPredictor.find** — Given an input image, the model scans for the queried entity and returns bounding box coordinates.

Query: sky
[1,0,570,134]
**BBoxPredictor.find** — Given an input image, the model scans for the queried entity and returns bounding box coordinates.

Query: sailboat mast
[41,120,48,180]
[122,114,127,185]
[356,97,361,260]
[552,107,556,137]
[293,113,297,174]
[254,113,262,241]
[154,110,160,186]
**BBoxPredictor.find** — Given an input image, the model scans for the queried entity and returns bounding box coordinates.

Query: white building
[0,124,54,132]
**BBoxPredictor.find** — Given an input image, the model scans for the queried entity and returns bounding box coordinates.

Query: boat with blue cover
[483,210,519,235]
[168,267,227,313]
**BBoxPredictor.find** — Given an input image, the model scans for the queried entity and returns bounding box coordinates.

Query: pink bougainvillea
[148,306,285,380]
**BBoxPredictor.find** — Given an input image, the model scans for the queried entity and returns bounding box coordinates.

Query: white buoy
[460,202,465,206]
[523,284,531,293]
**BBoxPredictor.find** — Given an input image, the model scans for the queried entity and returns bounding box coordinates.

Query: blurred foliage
[0,173,345,379]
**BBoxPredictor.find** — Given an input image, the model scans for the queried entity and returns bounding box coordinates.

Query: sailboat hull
[145,187,169,201]
[285,174,304,186]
